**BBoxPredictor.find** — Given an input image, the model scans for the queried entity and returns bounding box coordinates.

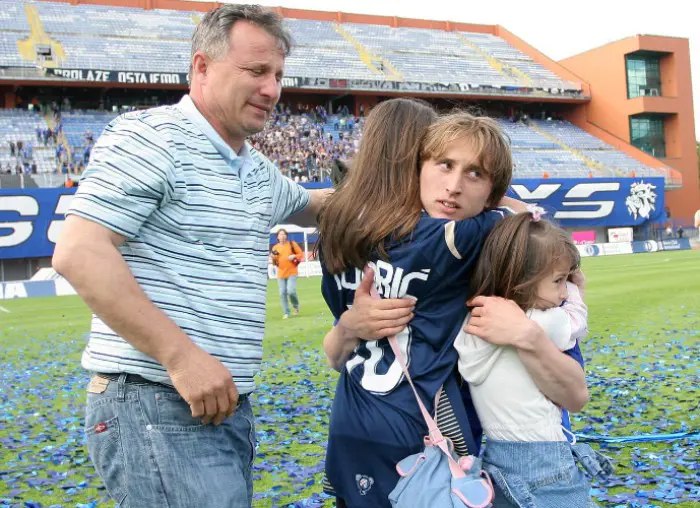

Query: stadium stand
[61,110,115,149]
[0,0,675,185]
[531,119,610,149]
[35,2,196,39]
[0,109,58,174]
[0,105,670,182]
[46,35,190,74]
[1,0,580,94]
[0,1,31,31]
[0,32,33,69]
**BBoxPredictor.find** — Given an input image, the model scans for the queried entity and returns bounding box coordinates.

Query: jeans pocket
[245,411,256,470]
[486,465,532,508]
[152,391,207,433]
[571,444,614,479]
[85,414,128,505]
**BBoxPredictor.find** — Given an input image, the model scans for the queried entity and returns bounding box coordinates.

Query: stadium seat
[0,0,668,184]
[0,109,56,174]
[0,0,583,94]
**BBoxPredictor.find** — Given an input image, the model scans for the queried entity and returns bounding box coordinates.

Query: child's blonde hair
[471,213,581,310]
[419,112,513,206]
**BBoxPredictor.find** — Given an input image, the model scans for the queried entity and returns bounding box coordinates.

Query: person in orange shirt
[271,229,303,318]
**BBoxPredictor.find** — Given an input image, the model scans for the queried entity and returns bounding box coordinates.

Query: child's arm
[562,281,588,341]
[526,281,588,351]
[323,321,360,372]
[497,196,529,214]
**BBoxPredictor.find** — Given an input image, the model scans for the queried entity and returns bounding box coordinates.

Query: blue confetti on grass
[1,293,699,507]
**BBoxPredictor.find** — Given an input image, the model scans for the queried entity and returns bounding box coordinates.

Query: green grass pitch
[0,250,698,507]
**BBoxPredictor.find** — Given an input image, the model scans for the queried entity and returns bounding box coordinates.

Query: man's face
[198,21,285,145]
[420,138,494,221]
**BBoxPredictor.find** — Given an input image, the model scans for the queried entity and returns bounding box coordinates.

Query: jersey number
[345,327,411,394]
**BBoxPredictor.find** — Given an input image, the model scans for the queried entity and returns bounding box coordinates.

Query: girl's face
[534,261,570,310]
[419,138,493,221]
[277,230,288,243]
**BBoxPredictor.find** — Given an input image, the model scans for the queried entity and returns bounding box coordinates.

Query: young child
[455,212,612,507]
[319,101,528,507]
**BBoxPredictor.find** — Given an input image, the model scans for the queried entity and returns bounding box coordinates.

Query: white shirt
[455,283,587,442]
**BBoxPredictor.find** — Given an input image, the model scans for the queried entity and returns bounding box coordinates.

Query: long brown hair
[318,98,437,273]
[471,213,580,310]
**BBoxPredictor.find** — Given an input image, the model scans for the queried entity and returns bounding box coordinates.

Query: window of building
[630,116,666,158]
[626,54,662,99]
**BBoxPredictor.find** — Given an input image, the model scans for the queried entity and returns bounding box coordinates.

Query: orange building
[29,0,700,220]
[560,36,699,221]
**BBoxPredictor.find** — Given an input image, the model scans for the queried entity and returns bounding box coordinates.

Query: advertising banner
[572,231,596,245]
[508,178,665,227]
[608,227,634,243]
[0,177,667,260]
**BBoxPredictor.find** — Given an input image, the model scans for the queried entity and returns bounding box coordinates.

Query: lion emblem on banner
[626,181,657,220]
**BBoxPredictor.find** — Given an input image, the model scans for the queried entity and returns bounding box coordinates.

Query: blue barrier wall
[0,177,667,260]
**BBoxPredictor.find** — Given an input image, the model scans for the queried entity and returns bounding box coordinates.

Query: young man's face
[420,137,494,221]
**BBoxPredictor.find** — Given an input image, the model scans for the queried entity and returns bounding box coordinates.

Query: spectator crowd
[2,121,94,177]
[250,102,362,182]
[2,138,38,175]
[3,101,360,183]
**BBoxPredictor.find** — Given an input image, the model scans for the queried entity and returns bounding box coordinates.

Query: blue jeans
[85,374,256,508]
[484,440,611,508]
[277,275,299,316]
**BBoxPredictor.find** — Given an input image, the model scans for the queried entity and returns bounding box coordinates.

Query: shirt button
[146,424,153,431]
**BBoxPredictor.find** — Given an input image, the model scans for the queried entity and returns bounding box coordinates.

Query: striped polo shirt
[68,95,310,394]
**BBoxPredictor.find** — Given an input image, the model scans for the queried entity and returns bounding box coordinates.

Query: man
[695,208,700,239]
[53,5,398,507]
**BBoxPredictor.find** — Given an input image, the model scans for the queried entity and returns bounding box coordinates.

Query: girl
[456,212,612,507]
[319,100,528,507]
[270,228,303,319]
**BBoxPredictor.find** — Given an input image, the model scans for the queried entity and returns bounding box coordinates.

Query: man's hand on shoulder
[287,188,334,227]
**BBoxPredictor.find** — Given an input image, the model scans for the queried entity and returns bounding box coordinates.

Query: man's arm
[497,196,529,213]
[465,296,589,412]
[287,188,333,227]
[53,216,238,425]
[54,113,240,426]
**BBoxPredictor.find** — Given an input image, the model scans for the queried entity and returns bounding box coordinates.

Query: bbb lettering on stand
[0,178,687,288]
[508,178,665,227]
[0,188,76,259]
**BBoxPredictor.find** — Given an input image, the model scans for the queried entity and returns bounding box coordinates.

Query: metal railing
[0,173,68,188]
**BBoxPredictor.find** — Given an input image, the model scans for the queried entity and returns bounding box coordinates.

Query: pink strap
[388,336,466,479]
[368,280,465,478]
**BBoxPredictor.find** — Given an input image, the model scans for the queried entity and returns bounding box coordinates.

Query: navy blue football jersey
[321,209,508,507]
